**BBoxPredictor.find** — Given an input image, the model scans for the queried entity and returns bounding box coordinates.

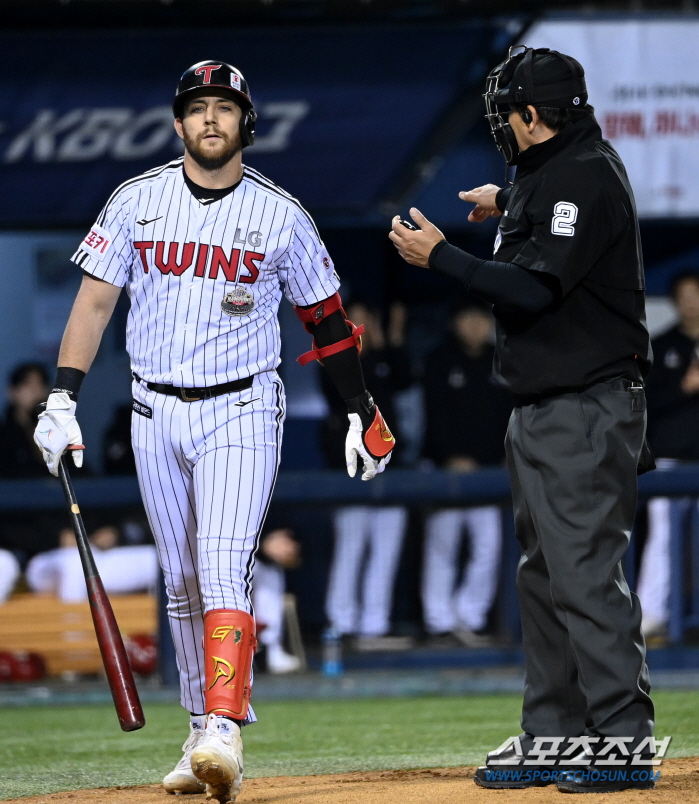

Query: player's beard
[183,128,242,171]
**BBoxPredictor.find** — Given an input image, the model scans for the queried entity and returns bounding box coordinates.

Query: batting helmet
[173,60,257,148]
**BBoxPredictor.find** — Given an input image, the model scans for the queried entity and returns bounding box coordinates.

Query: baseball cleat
[163,720,207,794]
[555,751,656,793]
[473,732,558,789]
[266,645,301,674]
[190,714,244,803]
[473,765,557,789]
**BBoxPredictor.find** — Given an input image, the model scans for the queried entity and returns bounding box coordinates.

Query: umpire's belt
[133,372,254,402]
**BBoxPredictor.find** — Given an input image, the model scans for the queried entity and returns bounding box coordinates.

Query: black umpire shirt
[484,116,651,397]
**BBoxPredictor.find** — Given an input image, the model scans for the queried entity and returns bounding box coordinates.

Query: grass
[1,691,698,799]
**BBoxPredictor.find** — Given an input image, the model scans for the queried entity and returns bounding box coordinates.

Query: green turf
[1,691,698,800]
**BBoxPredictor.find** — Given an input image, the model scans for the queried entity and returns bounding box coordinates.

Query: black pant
[506,377,654,740]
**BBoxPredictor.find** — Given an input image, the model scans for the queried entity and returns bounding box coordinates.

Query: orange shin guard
[204,609,257,720]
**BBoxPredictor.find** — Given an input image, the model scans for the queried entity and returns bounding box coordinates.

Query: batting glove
[34,392,84,477]
[345,392,396,481]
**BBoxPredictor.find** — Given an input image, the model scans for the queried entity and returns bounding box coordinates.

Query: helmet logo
[573,97,580,105]
[230,74,241,90]
[195,64,222,84]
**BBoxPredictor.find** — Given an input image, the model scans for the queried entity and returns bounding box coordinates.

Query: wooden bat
[58,453,146,731]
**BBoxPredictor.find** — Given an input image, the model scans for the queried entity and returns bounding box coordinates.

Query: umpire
[390,47,655,793]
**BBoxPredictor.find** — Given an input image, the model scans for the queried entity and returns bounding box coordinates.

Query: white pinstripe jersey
[72,158,340,386]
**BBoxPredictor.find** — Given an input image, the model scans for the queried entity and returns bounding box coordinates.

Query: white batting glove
[33,392,84,477]
[346,413,391,481]
[345,393,396,482]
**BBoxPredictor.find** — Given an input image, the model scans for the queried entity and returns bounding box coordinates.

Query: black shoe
[474,733,560,789]
[556,752,656,793]
[474,765,559,789]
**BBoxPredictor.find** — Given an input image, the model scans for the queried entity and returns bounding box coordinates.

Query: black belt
[133,373,254,402]
[513,375,643,407]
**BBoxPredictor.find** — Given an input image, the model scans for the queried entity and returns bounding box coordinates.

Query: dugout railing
[1,465,699,649]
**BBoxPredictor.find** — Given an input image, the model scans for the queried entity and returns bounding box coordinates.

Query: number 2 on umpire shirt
[71,157,340,388]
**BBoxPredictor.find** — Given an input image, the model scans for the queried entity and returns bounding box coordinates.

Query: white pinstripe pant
[422,506,502,634]
[326,506,407,637]
[131,370,285,718]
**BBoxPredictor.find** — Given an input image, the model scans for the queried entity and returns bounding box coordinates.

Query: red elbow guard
[297,322,364,366]
[294,292,344,334]
[295,292,364,366]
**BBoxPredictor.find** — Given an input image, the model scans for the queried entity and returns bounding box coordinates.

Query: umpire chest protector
[491,116,651,397]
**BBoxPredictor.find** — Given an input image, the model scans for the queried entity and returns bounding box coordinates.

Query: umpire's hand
[459,184,502,223]
[389,209,445,268]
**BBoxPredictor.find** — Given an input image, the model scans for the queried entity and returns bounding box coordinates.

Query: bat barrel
[58,457,146,732]
[87,577,146,731]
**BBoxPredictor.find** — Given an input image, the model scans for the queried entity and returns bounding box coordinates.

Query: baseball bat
[58,454,146,732]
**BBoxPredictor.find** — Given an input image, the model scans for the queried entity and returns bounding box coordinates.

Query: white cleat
[190,713,244,803]
[163,720,207,794]
[267,645,301,674]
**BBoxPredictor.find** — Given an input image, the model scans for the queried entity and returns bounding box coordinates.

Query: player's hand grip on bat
[345,390,395,481]
[34,392,84,477]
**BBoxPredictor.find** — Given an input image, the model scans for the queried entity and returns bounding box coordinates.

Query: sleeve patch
[81,223,113,261]
[551,202,578,237]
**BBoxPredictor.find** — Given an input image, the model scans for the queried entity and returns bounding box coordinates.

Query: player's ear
[174,118,184,140]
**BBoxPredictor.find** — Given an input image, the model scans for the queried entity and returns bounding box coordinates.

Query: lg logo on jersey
[133,240,264,283]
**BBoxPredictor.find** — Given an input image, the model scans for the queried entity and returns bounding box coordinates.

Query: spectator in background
[0,362,69,559]
[0,362,49,478]
[322,301,413,649]
[104,403,137,474]
[0,549,20,603]
[639,272,699,638]
[253,528,302,674]
[421,301,511,646]
[26,523,158,602]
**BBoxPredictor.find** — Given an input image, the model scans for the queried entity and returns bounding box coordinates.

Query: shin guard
[204,609,257,720]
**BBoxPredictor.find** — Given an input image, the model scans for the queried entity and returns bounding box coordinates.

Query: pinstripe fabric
[73,159,334,722]
[71,159,339,386]
[132,370,284,719]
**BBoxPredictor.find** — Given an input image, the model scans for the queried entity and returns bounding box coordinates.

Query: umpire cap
[495,48,588,109]
[173,60,253,118]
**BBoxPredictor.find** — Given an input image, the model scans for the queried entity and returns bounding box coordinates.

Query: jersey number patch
[551,202,578,237]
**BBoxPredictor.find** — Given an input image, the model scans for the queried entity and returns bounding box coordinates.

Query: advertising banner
[0,24,499,226]
[523,18,699,218]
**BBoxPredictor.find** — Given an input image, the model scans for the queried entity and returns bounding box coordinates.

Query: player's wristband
[345,390,376,430]
[52,367,86,402]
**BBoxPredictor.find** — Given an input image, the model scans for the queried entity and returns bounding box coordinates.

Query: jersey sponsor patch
[82,224,113,261]
[132,400,153,419]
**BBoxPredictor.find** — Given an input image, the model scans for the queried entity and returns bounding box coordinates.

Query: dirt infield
[6,758,699,804]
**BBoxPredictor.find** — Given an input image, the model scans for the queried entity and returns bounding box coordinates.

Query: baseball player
[33,60,395,803]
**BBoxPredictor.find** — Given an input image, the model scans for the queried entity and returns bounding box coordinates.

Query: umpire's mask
[484,46,588,167]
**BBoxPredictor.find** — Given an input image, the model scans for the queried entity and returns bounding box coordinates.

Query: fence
[1,465,699,674]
